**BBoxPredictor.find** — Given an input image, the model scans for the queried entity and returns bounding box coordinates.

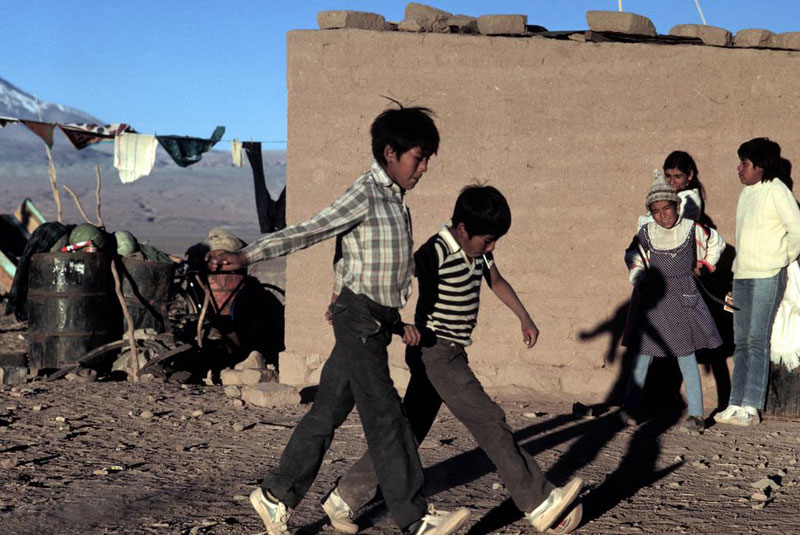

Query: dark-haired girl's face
[664,167,692,191]
[737,159,763,186]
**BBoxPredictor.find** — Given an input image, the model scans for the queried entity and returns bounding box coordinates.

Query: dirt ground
[1,312,799,535]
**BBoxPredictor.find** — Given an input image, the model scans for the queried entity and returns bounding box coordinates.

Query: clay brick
[669,24,731,47]
[477,15,527,36]
[220,368,243,386]
[586,10,656,37]
[317,10,388,31]
[278,351,325,386]
[401,2,451,32]
[240,368,273,385]
[734,28,774,48]
[446,14,478,34]
[242,382,301,407]
[770,32,800,50]
[398,18,426,32]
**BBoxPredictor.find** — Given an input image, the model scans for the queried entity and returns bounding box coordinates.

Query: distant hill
[0,77,286,254]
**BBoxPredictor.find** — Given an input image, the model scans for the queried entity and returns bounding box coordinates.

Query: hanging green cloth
[156,126,225,167]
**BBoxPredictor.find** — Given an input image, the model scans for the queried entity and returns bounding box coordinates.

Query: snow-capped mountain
[0,77,102,125]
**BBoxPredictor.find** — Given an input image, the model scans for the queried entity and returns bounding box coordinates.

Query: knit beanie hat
[645,172,679,210]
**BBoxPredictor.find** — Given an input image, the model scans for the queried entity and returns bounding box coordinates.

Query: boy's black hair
[452,184,511,238]
[371,105,439,166]
[737,137,782,183]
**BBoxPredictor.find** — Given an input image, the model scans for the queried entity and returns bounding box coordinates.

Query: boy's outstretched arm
[488,263,539,348]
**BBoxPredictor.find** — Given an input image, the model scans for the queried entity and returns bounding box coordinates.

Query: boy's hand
[401,324,421,346]
[521,320,539,348]
[206,250,247,272]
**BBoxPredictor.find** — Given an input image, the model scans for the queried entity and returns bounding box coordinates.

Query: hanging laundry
[58,123,133,150]
[0,116,19,128]
[21,120,55,148]
[156,125,225,167]
[114,133,158,183]
[243,141,286,233]
[231,139,243,167]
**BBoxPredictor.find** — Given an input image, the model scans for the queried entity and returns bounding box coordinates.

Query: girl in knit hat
[637,151,706,230]
[621,173,726,433]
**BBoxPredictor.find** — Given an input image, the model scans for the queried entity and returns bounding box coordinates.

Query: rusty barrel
[207,272,246,315]
[118,257,176,332]
[27,252,120,371]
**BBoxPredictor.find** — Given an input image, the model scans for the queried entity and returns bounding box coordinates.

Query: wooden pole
[34,97,62,222]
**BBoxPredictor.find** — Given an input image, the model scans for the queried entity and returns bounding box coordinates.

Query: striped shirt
[414,226,493,346]
[241,162,414,308]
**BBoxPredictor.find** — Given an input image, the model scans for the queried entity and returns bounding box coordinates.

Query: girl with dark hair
[715,138,800,426]
[638,151,705,228]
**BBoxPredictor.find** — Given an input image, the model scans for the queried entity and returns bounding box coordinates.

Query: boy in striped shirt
[207,106,470,535]
[322,185,583,534]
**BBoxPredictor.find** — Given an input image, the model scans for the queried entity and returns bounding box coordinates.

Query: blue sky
[2,1,797,149]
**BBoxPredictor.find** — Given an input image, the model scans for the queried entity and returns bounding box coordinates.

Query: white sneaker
[713,405,742,424]
[526,478,583,532]
[322,489,358,534]
[250,488,291,535]
[730,405,760,426]
[409,506,471,535]
[546,501,583,534]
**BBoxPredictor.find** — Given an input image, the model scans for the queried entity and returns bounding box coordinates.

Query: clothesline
[0,115,284,183]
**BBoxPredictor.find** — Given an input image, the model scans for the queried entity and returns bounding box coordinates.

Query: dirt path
[1,314,799,534]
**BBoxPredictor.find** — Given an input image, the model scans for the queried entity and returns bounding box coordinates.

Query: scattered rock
[750,492,768,502]
[241,383,301,407]
[586,10,656,37]
[234,351,266,371]
[232,422,245,432]
[224,385,241,398]
[191,409,204,418]
[491,482,505,490]
[32,405,43,412]
[752,477,780,491]
[139,410,154,419]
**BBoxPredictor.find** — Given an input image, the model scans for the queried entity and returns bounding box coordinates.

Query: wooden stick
[34,97,62,223]
[95,165,104,227]
[196,280,211,348]
[63,185,92,224]
[111,259,139,382]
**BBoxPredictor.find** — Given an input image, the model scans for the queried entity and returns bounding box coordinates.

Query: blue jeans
[729,271,787,410]
[624,353,704,417]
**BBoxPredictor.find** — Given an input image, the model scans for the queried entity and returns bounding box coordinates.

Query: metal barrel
[27,252,121,371]
[118,257,177,332]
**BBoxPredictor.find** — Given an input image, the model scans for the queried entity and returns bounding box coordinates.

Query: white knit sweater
[733,179,800,279]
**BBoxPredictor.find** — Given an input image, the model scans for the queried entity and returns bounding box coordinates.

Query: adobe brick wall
[282,28,800,401]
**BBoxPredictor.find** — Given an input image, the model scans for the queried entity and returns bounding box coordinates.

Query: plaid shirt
[241,162,414,308]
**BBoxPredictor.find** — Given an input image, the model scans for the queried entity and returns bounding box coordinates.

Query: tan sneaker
[526,478,583,532]
[322,488,358,534]
[408,506,471,535]
[250,488,291,535]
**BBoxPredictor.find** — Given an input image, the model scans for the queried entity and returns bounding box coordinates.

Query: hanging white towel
[771,260,800,371]
[231,139,243,167]
[114,133,158,183]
